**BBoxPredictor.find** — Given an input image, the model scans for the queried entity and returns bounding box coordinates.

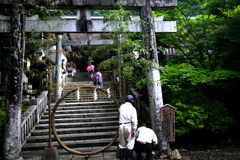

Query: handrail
[20,91,48,148]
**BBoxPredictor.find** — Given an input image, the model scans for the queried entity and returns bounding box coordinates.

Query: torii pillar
[55,34,62,101]
[140,5,164,152]
[3,4,25,160]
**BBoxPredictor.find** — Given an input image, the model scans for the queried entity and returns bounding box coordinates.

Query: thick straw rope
[51,86,120,155]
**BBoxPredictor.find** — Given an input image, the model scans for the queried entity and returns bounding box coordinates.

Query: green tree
[160,63,236,136]
[151,0,240,140]
[88,0,148,99]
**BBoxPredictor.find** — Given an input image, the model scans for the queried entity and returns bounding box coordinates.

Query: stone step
[60,97,117,100]
[44,108,118,115]
[49,104,117,110]
[20,146,117,158]
[22,138,118,151]
[62,93,119,97]
[61,96,119,99]
[60,100,119,103]
[41,112,118,119]
[62,93,119,96]
[57,101,116,106]
[62,88,118,92]
[20,71,119,157]
[31,126,119,136]
[45,105,118,114]
[63,83,94,86]
[27,131,117,143]
[62,88,117,91]
[61,94,119,98]
[61,90,118,94]
[35,121,119,129]
[39,116,118,124]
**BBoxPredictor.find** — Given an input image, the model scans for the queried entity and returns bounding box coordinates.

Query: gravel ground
[3,149,240,160]
[179,149,240,160]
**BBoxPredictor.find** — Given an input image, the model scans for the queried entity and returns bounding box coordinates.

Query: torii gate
[0,0,177,159]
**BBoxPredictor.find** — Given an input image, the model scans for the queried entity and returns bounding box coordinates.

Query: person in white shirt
[119,95,138,160]
[134,120,158,160]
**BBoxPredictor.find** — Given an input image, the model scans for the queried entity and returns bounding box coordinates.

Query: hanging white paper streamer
[107,88,111,99]
[94,89,98,100]
[77,89,80,100]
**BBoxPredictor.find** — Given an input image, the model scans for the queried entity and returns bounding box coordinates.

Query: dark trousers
[134,141,153,160]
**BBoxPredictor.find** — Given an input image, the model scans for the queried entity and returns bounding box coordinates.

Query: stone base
[42,147,59,160]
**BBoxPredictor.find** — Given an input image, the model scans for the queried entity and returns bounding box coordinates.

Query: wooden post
[159,104,177,158]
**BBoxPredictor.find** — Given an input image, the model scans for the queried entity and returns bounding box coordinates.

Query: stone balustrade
[20,91,48,148]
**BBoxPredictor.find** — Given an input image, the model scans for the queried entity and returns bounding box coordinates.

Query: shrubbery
[134,63,236,138]
[0,106,5,146]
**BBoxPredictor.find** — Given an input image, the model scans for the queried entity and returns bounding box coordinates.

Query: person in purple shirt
[93,69,103,88]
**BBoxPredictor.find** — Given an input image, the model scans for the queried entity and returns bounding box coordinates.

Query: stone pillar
[55,34,62,101]
[140,5,163,151]
[3,4,25,160]
[77,7,91,32]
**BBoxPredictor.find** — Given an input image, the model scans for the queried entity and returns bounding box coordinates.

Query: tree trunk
[140,5,163,151]
[3,4,25,160]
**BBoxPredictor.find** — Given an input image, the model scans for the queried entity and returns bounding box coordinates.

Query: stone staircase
[19,72,120,158]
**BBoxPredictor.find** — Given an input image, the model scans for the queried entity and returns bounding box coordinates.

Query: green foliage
[92,9,139,17]
[90,0,153,88]
[24,0,72,90]
[210,5,240,71]
[0,106,5,145]
[98,58,115,71]
[175,103,207,136]
[173,93,235,136]
[161,63,240,86]
[27,9,65,20]
[205,0,240,16]
[135,78,147,92]
[135,78,149,103]
[160,63,236,136]
[21,106,30,114]
[92,10,111,16]
[26,0,67,20]
[84,45,115,61]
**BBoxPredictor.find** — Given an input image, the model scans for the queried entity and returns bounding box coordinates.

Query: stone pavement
[22,151,178,160]
[22,151,121,160]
